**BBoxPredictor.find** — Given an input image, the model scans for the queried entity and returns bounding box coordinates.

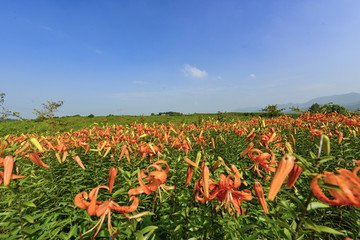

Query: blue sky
[1,0,360,118]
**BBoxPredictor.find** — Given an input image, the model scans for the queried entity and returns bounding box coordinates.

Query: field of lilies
[1,112,360,239]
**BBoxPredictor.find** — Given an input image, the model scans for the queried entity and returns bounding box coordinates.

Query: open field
[1,112,360,239]
[0,112,276,137]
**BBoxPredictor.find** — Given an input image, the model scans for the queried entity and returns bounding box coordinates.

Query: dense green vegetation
[0,112,301,137]
[1,112,360,239]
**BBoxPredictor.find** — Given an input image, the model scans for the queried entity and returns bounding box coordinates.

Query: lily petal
[29,152,50,168]
[254,181,268,214]
[74,156,86,170]
[287,164,302,188]
[4,156,14,186]
[108,166,118,193]
[268,154,294,201]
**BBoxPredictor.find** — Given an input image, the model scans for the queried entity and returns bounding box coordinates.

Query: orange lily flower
[0,141,8,156]
[14,142,30,156]
[247,149,277,176]
[193,175,217,203]
[253,181,268,214]
[3,155,14,186]
[287,164,302,188]
[311,165,360,208]
[0,171,26,185]
[75,185,149,239]
[184,152,203,187]
[108,166,118,193]
[268,154,295,200]
[0,156,25,186]
[29,152,50,168]
[211,137,215,149]
[240,142,254,158]
[119,145,131,163]
[212,157,232,172]
[74,156,86,170]
[338,132,344,144]
[128,160,174,206]
[246,128,255,142]
[185,166,194,187]
[203,165,210,199]
[62,151,68,163]
[211,173,252,216]
[55,153,62,164]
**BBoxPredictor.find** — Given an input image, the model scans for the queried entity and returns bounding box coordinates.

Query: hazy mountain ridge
[234,92,360,112]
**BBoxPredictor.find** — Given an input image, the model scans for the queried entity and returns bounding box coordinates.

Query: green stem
[14,160,25,240]
[293,136,322,240]
[17,186,25,240]
[355,227,360,240]
[67,158,74,226]
[210,202,215,240]
[292,192,314,240]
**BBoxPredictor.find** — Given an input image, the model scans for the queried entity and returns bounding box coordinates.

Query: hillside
[234,92,360,112]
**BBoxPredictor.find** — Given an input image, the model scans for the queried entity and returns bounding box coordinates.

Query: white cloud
[182,64,208,79]
[250,73,256,79]
[217,76,223,80]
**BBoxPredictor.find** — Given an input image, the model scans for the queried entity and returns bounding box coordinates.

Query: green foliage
[34,100,63,119]
[308,103,321,113]
[0,93,23,121]
[289,106,301,113]
[33,100,63,132]
[0,114,360,239]
[261,104,285,117]
[308,102,348,114]
[158,111,183,116]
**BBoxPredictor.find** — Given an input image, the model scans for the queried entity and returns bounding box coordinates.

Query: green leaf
[23,215,34,223]
[174,225,182,232]
[307,202,330,211]
[245,232,260,240]
[134,231,145,240]
[283,228,292,239]
[281,201,297,219]
[318,156,335,164]
[112,188,127,198]
[0,211,16,216]
[315,225,345,235]
[23,201,36,208]
[139,226,158,235]
[144,228,157,240]
[65,225,78,240]
[281,191,305,210]
[292,153,314,172]
[309,151,317,159]
[30,137,44,152]
[132,168,140,176]
[238,225,256,234]
[320,182,342,192]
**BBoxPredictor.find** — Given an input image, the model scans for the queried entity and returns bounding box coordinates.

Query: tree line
[261,102,351,117]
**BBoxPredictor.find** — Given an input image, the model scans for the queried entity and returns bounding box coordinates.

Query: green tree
[261,104,285,117]
[34,100,63,131]
[289,106,301,113]
[0,93,23,121]
[321,103,347,114]
[308,102,348,114]
[34,100,63,119]
[308,103,321,113]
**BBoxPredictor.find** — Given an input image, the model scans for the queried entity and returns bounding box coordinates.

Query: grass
[0,112,294,137]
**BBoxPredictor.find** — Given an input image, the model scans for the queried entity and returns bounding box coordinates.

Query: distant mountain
[234,92,360,112]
